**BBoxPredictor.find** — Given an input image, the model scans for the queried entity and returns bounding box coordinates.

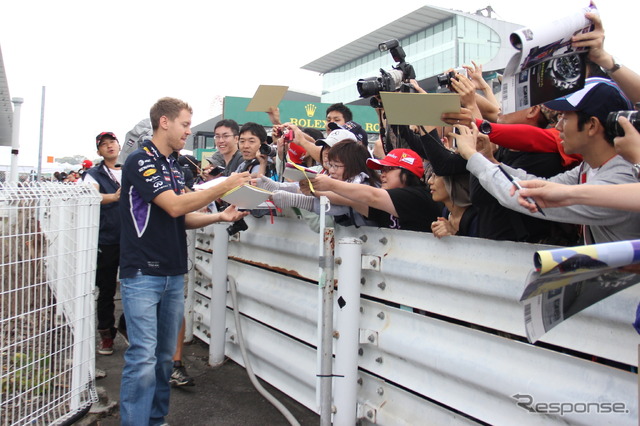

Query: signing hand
[512,179,574,213]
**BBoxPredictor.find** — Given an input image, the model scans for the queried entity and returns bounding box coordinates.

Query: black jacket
[84,162,121,245]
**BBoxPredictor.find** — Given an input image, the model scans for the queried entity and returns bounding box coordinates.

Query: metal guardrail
[190,214,638,425]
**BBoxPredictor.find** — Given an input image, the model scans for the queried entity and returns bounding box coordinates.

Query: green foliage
[2,352,53,395]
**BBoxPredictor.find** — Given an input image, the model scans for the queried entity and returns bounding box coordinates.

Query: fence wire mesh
[1,182,101,425]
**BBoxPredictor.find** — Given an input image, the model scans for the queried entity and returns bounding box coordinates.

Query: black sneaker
[170,365,195,387]
[117,324,129,346]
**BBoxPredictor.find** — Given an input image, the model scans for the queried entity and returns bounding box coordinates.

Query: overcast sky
[1,0,637,166]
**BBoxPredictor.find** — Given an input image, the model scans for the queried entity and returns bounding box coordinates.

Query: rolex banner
[222,96,380,134]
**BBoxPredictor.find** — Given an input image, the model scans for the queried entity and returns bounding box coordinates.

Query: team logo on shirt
[143,169,157,177]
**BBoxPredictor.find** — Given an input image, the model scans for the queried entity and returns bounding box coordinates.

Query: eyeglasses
[327,163,345,170]
[214,134,236,140]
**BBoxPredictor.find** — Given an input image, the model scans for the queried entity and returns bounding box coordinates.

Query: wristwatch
[479,120,492,135]
[603,58,622,75]
[633,163,640,180]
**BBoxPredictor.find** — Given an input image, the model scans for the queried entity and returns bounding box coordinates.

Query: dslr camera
[436,67,468,89]
[606,102,640,138]
[259,143,278,157]
[356,39,416,108]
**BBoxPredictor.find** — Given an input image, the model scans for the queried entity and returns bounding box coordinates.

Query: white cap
[315,128,357,148]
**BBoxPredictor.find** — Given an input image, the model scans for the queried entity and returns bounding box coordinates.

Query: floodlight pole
[36,86,46,181]
[9,97,24,183]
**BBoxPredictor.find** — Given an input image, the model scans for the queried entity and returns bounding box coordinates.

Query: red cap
[287,142,307,165]
[96,132,118,148]
[366,149,424,178]
[82,159,93,169]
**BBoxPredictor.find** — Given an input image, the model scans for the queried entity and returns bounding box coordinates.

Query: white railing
[190,214,638,425]
[0,182,100,425]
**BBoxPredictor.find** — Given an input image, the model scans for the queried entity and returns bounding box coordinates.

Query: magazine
[193,177,273,210]
[501,4,597,114]
[521,239,640,343]
[282,162,319,182]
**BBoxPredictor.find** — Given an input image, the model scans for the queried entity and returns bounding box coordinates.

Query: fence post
[209,224,229,366]
[319,226,335,426]
[71,186,100,411]
[333,237,363,425]
[185,229,196,342]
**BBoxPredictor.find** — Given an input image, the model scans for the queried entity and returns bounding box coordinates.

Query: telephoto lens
[259,143,277,157]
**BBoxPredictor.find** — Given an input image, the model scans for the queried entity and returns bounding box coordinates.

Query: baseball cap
[81,159,93,169]
[544,81,630,126]
[96,131,118,148]
[366,149,424,178]
[287,142,306,164]
[315,128,358,148]
[327,120,369,145]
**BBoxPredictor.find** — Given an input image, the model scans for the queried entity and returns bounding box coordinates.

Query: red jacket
[476,119,582,169]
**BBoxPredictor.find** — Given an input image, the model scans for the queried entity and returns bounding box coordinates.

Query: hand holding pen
[498,164,546,216]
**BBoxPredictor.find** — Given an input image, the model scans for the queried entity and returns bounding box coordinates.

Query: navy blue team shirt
[119,140,188,278]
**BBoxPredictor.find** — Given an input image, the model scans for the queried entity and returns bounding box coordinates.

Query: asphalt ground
[83,294,319,425]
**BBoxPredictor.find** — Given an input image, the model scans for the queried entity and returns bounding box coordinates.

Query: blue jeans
[119,272,184,426]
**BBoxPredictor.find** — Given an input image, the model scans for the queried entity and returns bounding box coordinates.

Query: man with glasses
[206,119,243,177]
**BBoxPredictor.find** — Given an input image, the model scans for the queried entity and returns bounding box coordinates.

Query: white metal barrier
[0,182,100,425]
[190,214,639,425]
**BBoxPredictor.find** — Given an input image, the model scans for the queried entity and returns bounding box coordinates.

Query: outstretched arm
[515,180,640,213]
[311,174,397,217]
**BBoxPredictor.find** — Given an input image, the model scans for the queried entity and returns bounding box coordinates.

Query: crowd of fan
[183,11,639,248]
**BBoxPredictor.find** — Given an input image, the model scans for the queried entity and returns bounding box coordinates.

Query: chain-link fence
[1,182,101,425]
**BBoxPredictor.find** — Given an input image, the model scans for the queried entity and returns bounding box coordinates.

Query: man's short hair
[545,81,631,145]
[326,103,353,122]
[239,122,267,143]
[150,97,193,131]
[214,119,240,135]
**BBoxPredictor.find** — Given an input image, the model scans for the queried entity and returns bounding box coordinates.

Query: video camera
[606,102,640,138]
[356,39,416,108]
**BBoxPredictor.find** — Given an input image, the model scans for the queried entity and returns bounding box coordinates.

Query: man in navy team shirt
[118,97,250,426]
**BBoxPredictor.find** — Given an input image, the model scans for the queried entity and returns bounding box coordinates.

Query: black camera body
[606,103,640,138]
[436,67,468,88]
[356,39,416,106]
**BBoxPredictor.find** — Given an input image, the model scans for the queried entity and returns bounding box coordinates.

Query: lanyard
[103,164,121,189]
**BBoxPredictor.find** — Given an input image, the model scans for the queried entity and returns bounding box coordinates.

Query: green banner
[222,96,381,133]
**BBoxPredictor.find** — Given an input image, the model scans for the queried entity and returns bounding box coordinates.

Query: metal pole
[316,194,329,410]
[184,229,196,342]
[36,86,45,181]
[319,226,335,426]
[333,238,363,426]
[209,223,229,366]
[9,97,24,183]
